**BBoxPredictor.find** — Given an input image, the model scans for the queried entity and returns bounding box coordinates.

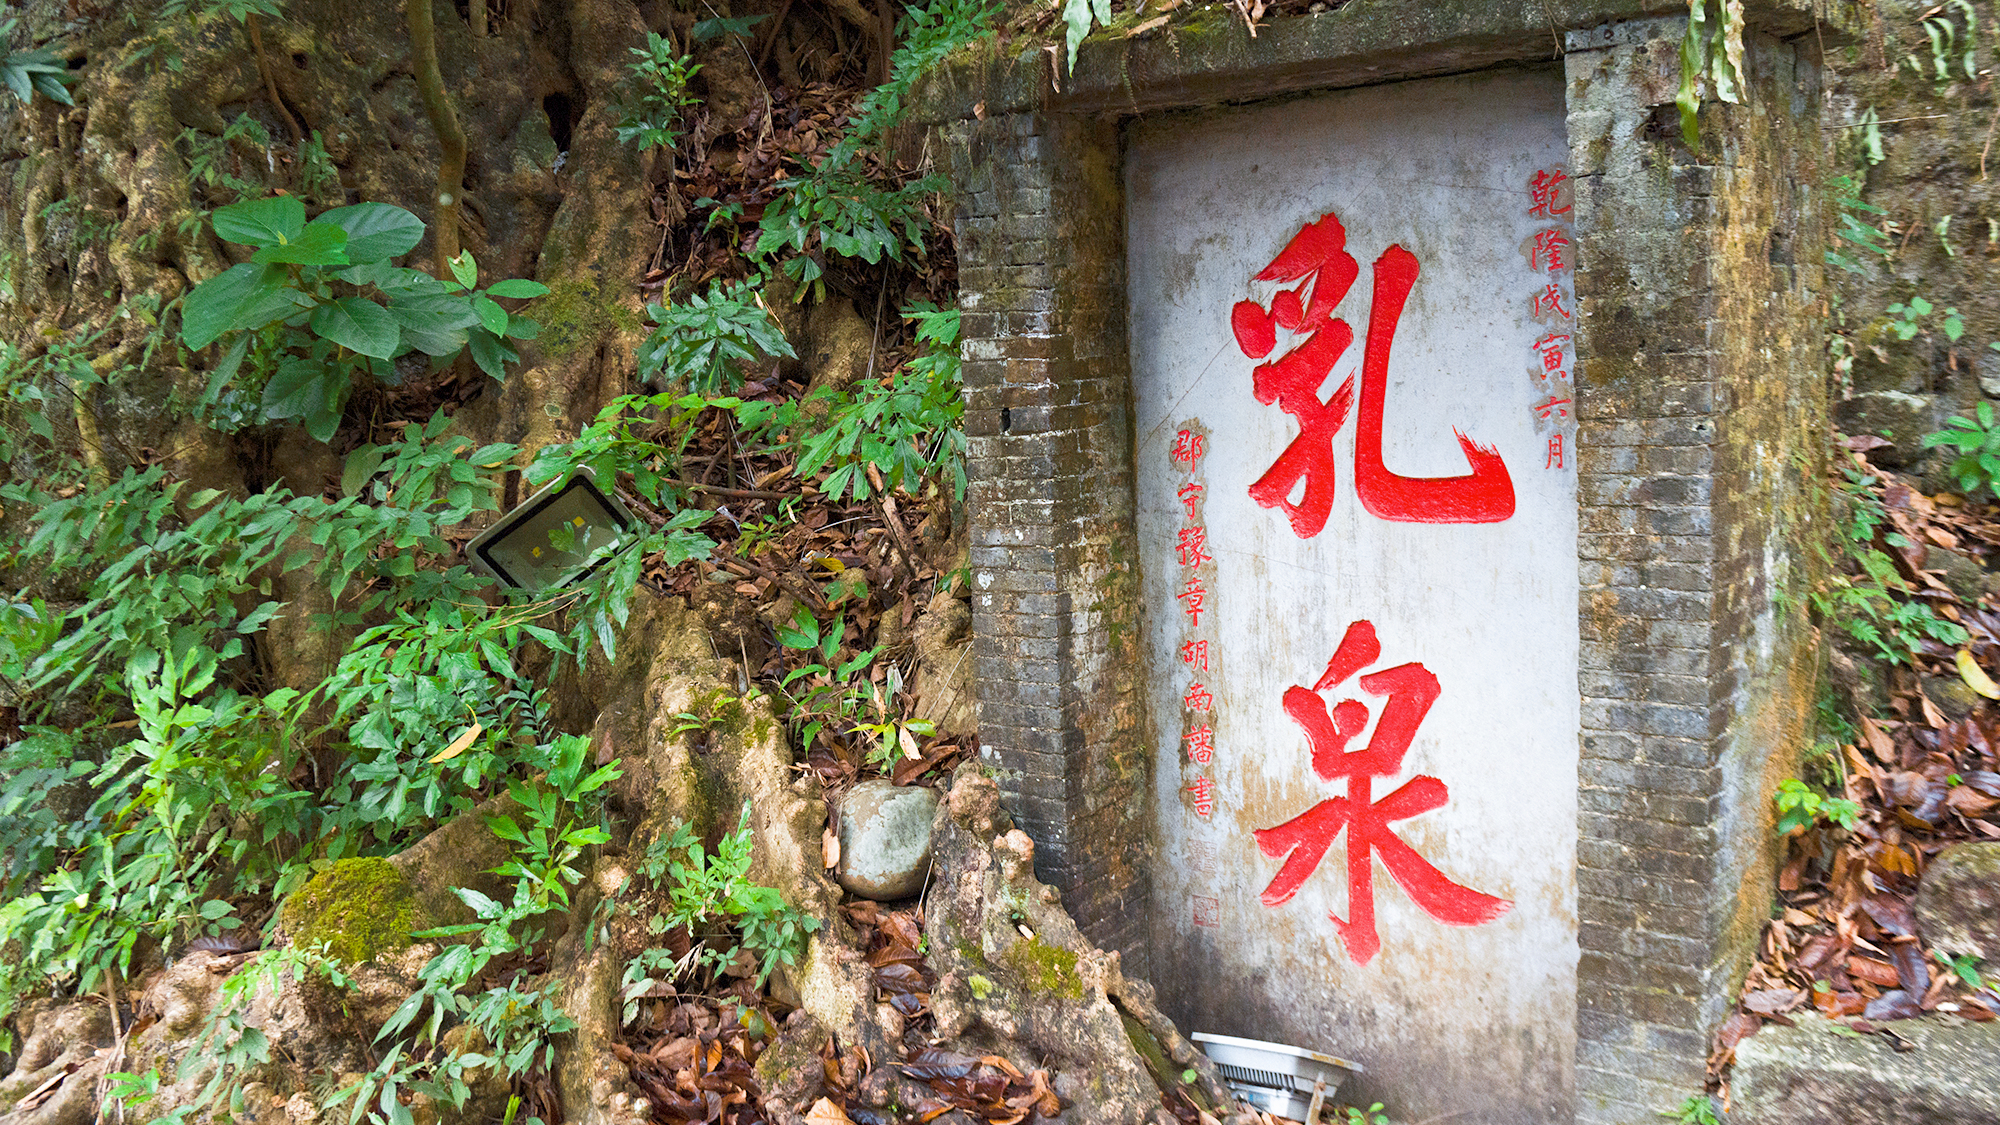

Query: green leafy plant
[615,31,701,152]
[1947,953,1985,990]
[1907,0,1978,86]
[1883,295,1963,343]
[1923,401,2000,497]
[1826,173,1890,275]
[1661,1095,1721,1125]
[1,19,76,105]
[1341,1103,1389,1125]
[1060,0,1111,74]
[638,278,794,394]
[1812,468,1970,663]
[766,301,965,502]
[1774,777,1862,836]
[180,195,546,440]
[1676,0,1745,149]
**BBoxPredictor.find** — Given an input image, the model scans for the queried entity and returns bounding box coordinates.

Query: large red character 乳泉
[1230,213,1515,536]
[1254,620,1511,965]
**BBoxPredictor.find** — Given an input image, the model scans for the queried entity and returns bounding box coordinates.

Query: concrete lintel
[910,0,1857,125]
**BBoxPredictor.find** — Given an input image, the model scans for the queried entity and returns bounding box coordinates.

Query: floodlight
[466,468,639,593]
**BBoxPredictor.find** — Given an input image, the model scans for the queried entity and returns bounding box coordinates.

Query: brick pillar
[1566,19,1826,1123]
[942,111,1152,974]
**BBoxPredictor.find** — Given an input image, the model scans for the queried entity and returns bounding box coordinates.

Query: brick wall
[943,112,1153,974]
[1567,18,1826,1124]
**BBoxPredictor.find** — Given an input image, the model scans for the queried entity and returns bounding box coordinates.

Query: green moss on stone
[1001,937,1083,1000]
[527,275,641,359]
[280,857,422,965]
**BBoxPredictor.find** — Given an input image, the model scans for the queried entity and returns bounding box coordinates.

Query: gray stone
[836,780,939,900]
[1927,548,1990,603]
[1731,1012,2000,1124]
[1915,841,2000,961]
[1920,672,1982,722]
[1978,349,2000,399]
[1834,390,1934,467]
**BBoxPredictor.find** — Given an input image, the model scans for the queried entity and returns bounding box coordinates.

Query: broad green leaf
[250,221,349,266]
[212,196,306,248]
[448,250,478,290]
[316,202,425,263]
[261,358,337,421]
[181,263,295,349]
[309,297,401,359]
[484,278,550,299]
[467,329,511,380]
[384,303,470,357]
[472,295,508,338]
[341,445,387,497]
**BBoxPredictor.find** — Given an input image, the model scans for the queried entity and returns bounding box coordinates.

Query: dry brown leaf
[805,1097,856,1125]
[429,722,484,763]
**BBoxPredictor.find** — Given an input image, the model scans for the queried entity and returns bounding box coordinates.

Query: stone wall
[1566,18,1828,1122]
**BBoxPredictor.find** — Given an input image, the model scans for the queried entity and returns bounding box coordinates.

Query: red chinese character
[1545,434,1565,469]
[1177,526,1212,568]
[1532,396,1572,422]
[1185,725,1215,765]
[1187,776,1217,818]
[1529,228,1570,272]
[1182,639,1209,672]
[1533,332,1570,375]
[1252,620,1511,965]
[1231,212,1515,533]
[1529,168,1572,219]
[1184,682,1214,712]
[1172,429,1206,468]
[1178,481,1205,518]
[1532,282,1572,322]
[1178,575,1207,626]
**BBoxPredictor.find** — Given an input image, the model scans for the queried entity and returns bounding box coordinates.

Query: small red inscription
[1178,576,1207,626]
[1177,481,1205,518]
[1545,434,1565,470]
[1184,682,1214,713]
[1182,639,1210,672]
[1528,168,1572,219]
[1529,228,1570,272]
[1531,281,1572,322]
[1185,724,1215,765]
[1176,526,1212,568]
[1192,895,1221,927]
[1531,396,1572,422]
[1172,429,1206,468]
[1253,620,1512,965]
[1187,776,1217,818]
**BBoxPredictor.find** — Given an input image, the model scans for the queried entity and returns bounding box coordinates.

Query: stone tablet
[1128,68,1578,1122]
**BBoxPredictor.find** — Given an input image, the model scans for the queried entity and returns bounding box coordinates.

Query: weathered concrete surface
[1731,1014,2000,1124]
[1915,842,2000,962]
[835,779,939,900]
[1127,66,1578,1125]
[911,0,1862,126]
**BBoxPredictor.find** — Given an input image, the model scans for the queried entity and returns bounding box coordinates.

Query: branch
[406,0,468,278]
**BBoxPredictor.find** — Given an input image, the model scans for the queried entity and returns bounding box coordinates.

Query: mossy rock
[280,857,425,965]
[1000,937,1083,1000]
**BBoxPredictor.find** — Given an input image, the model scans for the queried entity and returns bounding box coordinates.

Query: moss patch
[280,857,423,965]
[527,275,642,360]
[1000,937,1082,1000]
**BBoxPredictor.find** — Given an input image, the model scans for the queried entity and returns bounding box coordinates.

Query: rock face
[1834,390,1933,467]
[836,780,940,900]
[1731,1013,2000,1124]
[1915,841,2000,960]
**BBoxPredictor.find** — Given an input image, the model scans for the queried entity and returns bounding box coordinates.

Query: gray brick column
[1566,18,1826,1123]
[943,111,1152,974]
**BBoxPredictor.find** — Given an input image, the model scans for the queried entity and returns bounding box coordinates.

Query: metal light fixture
[466,468,639,593]
[1193,1032,1362,1122]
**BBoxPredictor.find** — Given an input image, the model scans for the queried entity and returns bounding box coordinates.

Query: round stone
[1915,841,2000,961]
[836,780,940,901]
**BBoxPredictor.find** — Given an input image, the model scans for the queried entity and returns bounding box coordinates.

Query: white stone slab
[1127,68,1579,1123]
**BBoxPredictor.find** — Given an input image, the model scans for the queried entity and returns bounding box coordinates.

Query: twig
[246,15,303,145]
[1982,102,2000,181]
[664,476,799,501]
[879,493,920,570]
[407,0,468,278]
